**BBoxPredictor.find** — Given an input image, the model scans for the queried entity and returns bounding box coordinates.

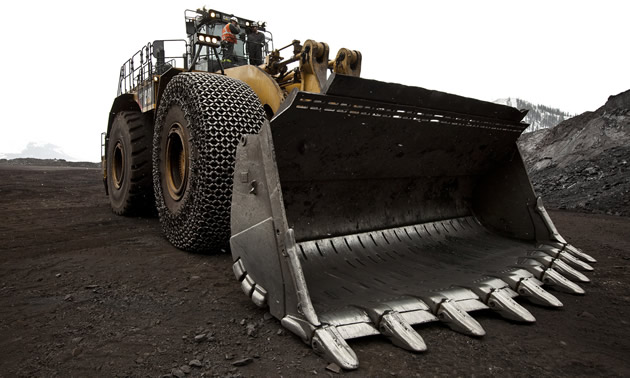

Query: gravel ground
[0,165,629,377]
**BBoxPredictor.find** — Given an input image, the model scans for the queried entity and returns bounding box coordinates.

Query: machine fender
[107,94,139,141]
[224,65,285,118]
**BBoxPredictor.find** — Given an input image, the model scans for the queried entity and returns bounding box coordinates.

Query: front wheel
[153,73,266,252]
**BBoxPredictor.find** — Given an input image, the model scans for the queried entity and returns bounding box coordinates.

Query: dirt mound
[519,89,630,216]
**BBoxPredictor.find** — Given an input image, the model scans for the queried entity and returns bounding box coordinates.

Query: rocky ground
[0,166,629,377]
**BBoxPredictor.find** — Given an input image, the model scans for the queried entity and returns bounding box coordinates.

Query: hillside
[495,98,572,132]
[0,158,100,169]
[518,89,630,216]
[0,142,76,161]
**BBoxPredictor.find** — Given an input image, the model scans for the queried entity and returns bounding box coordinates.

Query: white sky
[0,0,628,162]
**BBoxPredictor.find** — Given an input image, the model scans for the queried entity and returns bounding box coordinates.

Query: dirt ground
[1,165,629,377]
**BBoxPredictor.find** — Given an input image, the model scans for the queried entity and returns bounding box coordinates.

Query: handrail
[117,40,189,96]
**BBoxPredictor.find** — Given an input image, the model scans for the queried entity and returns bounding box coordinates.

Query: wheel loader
[103,7,596,370]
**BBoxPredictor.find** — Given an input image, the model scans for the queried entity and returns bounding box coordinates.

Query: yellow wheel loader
[103,8,596,369]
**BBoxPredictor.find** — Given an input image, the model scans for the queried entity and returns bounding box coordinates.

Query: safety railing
[117,40,189,96]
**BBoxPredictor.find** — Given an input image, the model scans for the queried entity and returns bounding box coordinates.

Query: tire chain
[153,72,266,252]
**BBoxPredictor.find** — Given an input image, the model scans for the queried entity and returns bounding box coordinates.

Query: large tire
[106,111,155,215]
[153,73,266,253]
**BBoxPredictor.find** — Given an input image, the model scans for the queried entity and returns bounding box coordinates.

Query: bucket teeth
[556,251,594,272]
[549,259,590,283]
[518,278,563,307]
[547,241,597,264]
[526,253,590,283]
[540,268,586,295]
[487,289,536,323]
[378,311,427,352]
[463,280,535,323]
[435,299,485,337]
[566,255,594,272]
[564,243,597,264]
[536,245,594,271]
[312,326,359,370]
[535,198,596,263]
[517,260,586,295]
[493,271,563,308]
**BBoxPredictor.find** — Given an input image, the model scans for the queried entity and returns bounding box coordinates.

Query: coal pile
[519,89,630,217]
[529,146,630,216]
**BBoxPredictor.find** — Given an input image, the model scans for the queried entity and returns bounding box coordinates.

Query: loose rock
[171,368,185,378]
[232,357,254,367]
[189,359,203,368]
[326,363,341,374]
[246,323,257,337]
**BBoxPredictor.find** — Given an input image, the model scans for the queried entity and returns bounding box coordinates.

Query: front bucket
[229,74,595,369]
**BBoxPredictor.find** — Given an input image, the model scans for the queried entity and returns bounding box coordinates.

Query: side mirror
[152,40,165,58]
[186,21,196,36]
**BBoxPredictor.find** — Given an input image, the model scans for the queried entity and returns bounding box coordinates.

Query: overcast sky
[1,0,628,162]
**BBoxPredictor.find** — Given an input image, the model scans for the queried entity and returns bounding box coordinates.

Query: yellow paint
[224,65,286,115]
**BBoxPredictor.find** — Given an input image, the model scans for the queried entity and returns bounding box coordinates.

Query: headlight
[246,21,250,26]
[196,33,221,47]
[210,12,216,18]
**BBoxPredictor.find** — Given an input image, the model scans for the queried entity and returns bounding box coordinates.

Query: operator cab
[116,8,273,108]
[186,8,273,71]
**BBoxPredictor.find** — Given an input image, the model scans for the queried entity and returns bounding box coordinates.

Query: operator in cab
[222,16,241,65]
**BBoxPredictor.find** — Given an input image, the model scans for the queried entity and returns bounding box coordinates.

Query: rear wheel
[153,73,265,252]
[106,111,154,215]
